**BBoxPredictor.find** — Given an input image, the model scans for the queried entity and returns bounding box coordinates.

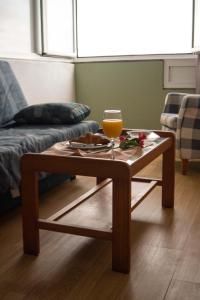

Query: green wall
[75,60,194,129]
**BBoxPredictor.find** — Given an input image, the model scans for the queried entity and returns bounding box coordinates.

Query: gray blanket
[0,121,99,194]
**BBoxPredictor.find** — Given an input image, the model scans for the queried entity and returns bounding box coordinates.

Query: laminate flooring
[0,158,200,300]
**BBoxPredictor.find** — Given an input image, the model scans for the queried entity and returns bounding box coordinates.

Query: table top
[41,130,170,163]
[21,130,174,179]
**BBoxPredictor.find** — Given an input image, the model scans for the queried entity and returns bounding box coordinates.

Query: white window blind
[77,0,193,57]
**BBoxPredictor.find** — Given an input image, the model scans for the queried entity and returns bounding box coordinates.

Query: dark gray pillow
[14,102,91,125]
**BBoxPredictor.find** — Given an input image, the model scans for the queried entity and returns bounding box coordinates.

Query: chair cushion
[0,61,27,126]
[160,113,178,130]
[14,102,91,125]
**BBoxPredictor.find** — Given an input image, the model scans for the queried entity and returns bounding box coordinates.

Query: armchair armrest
[178,94,200,129]
[176,94,200,159]
[163,92,187,114]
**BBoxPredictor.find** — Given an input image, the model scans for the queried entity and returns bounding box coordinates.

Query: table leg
[96,177,106,185]
[162,138,175,208]
[22,171,40,255]
[112,179,131,273]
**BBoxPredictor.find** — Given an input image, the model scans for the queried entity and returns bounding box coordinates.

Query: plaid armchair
[160,92,200,174]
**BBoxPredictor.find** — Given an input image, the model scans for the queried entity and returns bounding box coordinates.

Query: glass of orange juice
[102,109,123,159]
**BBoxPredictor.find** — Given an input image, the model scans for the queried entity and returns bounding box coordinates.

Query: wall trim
[0,53,74,63]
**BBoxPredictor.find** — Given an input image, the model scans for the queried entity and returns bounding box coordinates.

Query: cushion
[160,113,178,130]
[0,120,99,194]
[14,102,91,125]
[0,61,27,126]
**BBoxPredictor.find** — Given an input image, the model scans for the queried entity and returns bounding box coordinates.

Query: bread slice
[70,133,110,145]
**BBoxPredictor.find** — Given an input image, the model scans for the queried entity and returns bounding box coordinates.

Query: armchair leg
[181,159,189,175]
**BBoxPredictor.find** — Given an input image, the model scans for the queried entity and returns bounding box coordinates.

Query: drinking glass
[102,109,123,159]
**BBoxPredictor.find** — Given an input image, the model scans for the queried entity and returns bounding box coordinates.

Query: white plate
[127,130,160,141]
[66,141,112,150]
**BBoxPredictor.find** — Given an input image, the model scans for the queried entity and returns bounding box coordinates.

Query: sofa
[0,60,99,212]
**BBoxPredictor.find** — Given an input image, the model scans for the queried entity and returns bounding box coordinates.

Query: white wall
[0,0,32,54]
[4,58,75,104]
[0,0,75,104]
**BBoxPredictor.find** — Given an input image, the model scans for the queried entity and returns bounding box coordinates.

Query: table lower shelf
[38,177,160,240]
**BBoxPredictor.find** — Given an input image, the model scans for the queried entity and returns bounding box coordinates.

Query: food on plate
[70,132,110,145]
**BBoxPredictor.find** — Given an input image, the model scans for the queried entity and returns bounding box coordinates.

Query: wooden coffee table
[21,130,175,273]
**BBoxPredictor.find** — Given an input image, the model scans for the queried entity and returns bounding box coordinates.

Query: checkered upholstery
[160,113,178,130]
[160,93,200,159]
[163,92,187,114]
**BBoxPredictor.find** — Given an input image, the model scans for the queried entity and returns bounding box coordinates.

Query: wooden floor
[0,158,200,300]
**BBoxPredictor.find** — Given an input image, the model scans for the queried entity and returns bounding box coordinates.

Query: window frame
[193,0,200,50]
[40,0,77,58]
[37,0,198,60]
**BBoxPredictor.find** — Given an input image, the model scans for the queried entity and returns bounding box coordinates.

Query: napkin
[42,141,142,161]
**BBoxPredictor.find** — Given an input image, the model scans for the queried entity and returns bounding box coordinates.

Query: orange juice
[102,119,123,138]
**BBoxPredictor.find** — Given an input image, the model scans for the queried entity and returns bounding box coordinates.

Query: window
[77,0,193,57]
[40,0,198,59]
[41,0,76,57]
